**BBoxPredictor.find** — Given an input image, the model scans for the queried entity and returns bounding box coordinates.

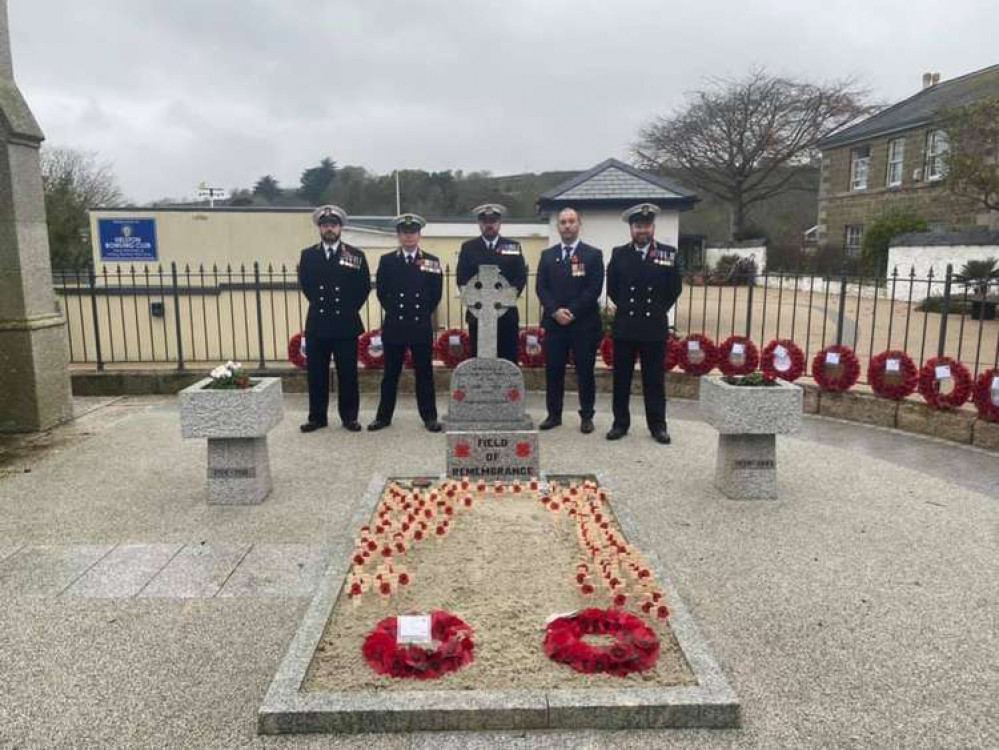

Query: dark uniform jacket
[536,241,605,337]
[607,241,683,341]
[456,235,528,324]
[376,249,444,345]
[298,242,371,339]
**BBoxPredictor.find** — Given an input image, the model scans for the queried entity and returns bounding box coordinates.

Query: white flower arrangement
[207,360,251,390]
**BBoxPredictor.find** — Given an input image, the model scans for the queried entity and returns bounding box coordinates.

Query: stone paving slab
[137,542,251,599]
[0,543,24,562]
[0,544,114,597]
[217,543,329,598]
[64,543,183,598]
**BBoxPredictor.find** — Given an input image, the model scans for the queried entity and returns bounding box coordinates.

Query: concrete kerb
[257,471,740,734]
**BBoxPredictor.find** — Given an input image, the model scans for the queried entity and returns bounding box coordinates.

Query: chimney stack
[931,72,941,86]
[922,72,933,89]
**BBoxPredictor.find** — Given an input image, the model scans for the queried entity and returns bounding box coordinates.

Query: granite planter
[179,377,284,504]
[699,376,802,500]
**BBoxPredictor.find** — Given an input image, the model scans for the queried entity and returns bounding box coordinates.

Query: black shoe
[300,422,327,433]
[366,419,390,432]
[343,421,362,432]
[651,426,672,444]
[424,420,443,433]
[539,417,562,430]
[606,426,627,440]
[580,418,594,434]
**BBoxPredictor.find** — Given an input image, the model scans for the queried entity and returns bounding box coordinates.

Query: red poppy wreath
[717,335,759,376]
[760,339,805,382]
[868,350,918,400]
[543,608,660,677]
[811,344,860,392]
[678,334,717,376]
[288,332,307,370]
[362,610,475,680]
[518,327,546,367]
[973,368,999,422]
[918,356,972,410]
[435,328,471,368]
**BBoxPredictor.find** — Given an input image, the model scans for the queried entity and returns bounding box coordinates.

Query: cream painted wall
[88,210,549,274]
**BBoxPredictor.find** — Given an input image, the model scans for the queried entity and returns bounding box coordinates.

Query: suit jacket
[607,241,683,342]
[535,241,605,337]
[456,235,528,327]
[297,242,371,339]
[375,249,444,345]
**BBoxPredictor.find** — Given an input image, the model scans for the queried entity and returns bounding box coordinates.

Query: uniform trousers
[306,336,360,425]
[544,324,598,420]
[611,338,667,432]
[375,342,437,423]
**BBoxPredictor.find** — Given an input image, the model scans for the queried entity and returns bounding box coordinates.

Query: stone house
[816,64,999,258]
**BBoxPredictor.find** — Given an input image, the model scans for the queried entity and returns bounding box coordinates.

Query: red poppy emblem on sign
[454,442,471,458]
[453,389,466,402]
[516,441,531,458]
[507,388,521,402]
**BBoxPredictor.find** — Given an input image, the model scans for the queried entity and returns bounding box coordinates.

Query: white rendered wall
[546,209,680,254]
[887,244,999,301]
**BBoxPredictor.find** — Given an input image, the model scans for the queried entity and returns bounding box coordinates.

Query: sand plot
[304,478,695,692]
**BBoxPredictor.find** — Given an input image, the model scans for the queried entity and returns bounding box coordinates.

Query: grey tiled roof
[819,64,999,149]
[538,158,697,204]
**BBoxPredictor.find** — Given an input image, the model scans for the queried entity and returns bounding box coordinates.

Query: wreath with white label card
[434,328,471,368]
[361,610,475,680]
[760,339,805,382]
[868,349,918,400]
[518,327,547,367]
[972,368,999,422]
[917,356,972,410]
[678,334,717,376]
[811,344,860,392]
[717,335,759,376]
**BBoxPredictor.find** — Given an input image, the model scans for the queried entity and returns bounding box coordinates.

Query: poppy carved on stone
[516,441,531,458]
[454,442,471,458]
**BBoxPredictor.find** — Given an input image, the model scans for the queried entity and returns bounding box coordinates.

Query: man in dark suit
[456,203,527,363]
[605,203,683,444]
[368,214,444,433]
[535,207,604,433]
[297,205,371,433]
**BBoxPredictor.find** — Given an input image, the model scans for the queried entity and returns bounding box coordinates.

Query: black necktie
[407,254,415,265]
[562,246,571,263]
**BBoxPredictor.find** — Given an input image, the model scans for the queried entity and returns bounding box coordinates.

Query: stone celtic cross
[461,265,518,359]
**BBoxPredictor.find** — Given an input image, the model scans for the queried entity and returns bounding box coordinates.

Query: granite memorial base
[206,436,271,505]
[178,376,284,504]
[699,376,802,501]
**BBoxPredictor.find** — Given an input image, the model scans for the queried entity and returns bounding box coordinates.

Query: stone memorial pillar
[445,265,539,479]
[0,0,73,432]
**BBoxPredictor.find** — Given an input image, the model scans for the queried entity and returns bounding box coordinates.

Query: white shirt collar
[482,236,499,249]
[322,240,340,256]
[635,243,651,257]
[561,239,580,253]
[402,247,419,259]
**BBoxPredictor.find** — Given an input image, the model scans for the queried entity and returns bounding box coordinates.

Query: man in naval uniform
[297,205,371,433]
[456,203,527,363]
[367,213,444,433]
[605,203,683,444]
[535,207,604,434]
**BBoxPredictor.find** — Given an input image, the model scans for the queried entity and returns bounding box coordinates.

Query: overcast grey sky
[8,0,995,204]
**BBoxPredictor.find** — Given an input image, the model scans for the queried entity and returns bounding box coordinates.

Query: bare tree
[633,70,873,240]
[40,147,125,269]
[942,97,999,213]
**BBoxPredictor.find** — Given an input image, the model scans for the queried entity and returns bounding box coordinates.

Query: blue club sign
[98,218,158,262]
